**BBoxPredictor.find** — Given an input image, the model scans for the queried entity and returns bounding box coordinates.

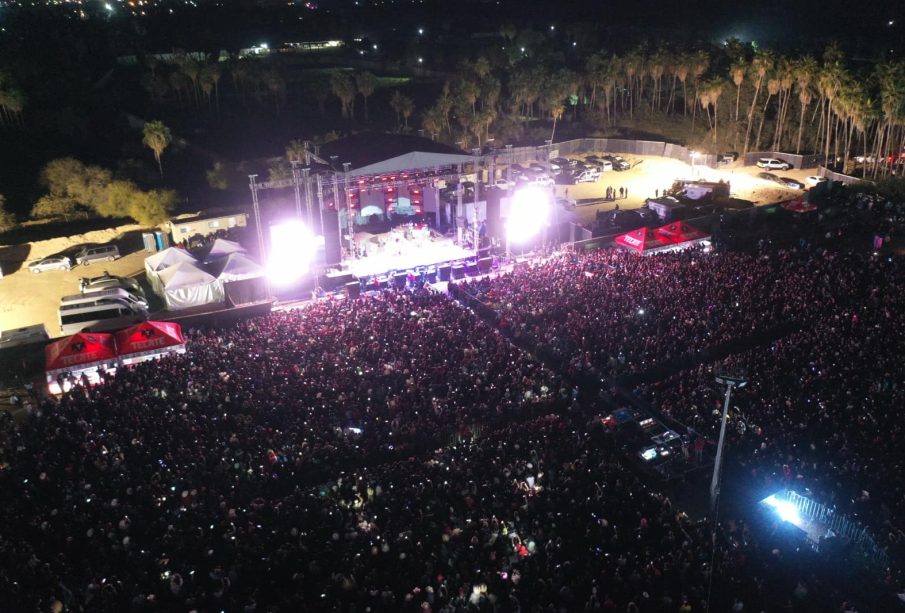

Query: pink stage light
[268,220,315,285]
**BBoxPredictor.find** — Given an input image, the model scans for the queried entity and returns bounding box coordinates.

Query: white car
[533,175,555,187]
[490,179,515,190]
[805,176,827,187]
[756,157,792,170]
[28,255,72,273]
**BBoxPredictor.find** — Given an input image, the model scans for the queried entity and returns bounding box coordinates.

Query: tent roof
[45,332,117,372]
[215,252,264,280]
[203,238,247,263]
[318,133,469,173]
[115,321,185,356]
[145,246,197,272]
[348,151,476,178]
[158,261,217,290]
[654,221,710,243]
[613,227,667,253]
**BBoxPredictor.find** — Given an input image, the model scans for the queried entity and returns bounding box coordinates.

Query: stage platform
[345,225,477,278]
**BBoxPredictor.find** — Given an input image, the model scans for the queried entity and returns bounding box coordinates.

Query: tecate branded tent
[654,221,710,245]
[156,261,225,310]
[45,332,118,394]
[613,227,668,254]
[115,321,186,365]
[145,247,199,296]
[203,238,247,264]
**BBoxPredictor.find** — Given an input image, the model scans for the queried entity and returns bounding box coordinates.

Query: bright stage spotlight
[268,219,316,285]
[506,186,550,243]
[763,494,801,525]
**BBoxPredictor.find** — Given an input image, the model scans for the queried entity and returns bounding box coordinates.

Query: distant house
[168,211,248,242]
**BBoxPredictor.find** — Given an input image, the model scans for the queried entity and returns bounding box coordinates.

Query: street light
[710,367,748,510]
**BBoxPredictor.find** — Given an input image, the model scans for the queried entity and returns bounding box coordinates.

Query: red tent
[654,221,709,244]
[781,198,817,214]
[115,321,186,364]
[613,227,666,253]
[45,332,117,373]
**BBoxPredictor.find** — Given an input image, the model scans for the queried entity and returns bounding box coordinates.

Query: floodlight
[506,186,550,243]
[267,219,315,285]
[763,494,801,524]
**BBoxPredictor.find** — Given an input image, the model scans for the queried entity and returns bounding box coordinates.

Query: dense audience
[454,246,858,379]
[640,252,905,562]
[3,184,905,611]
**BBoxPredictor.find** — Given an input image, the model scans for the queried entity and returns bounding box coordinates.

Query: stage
[345,224,477,278]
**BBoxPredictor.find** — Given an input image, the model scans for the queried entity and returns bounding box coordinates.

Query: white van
[59,291,148,335]
[62,287,148,310]
[75,245,120,266]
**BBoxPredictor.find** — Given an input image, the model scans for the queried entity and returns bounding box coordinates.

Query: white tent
[203,238,247,263]
[216,252,264,282]
[145,247,199,297]
[348,151,474,178]
[157,261,224,310]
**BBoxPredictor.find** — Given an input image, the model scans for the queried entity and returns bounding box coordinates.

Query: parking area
[540,153,818,226]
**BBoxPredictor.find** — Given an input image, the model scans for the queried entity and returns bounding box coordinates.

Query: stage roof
[317,133,472,176]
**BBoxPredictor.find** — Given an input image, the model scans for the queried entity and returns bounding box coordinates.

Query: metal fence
[494,138,718,168]
[818,166,872,185]
[743,151,824,169]
[781,490,889,569]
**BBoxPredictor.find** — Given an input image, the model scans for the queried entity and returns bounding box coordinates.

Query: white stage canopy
[349,151,475,178]
[157,261,225,310]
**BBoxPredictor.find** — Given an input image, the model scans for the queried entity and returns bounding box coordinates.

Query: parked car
[75,245,120,266]
[533,175,555,187]
[756,157,792,170]
[550,157,572,168]
[603,155,631,171]
[574,169,600,183]
[757,172,781,183]
[489,178,515,190]
[80,272,144,296]
[778,177,805,189]
[805,175,828,187]
[719,151,740,164]
[28,255,72,273]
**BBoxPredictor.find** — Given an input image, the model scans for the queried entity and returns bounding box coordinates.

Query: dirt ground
[550,153,815,225]
[0,224,151,338]
[0,155,818,341]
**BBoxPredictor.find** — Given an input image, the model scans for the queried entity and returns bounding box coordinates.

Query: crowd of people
[454,246,860,380]
[639,251,905,565]
[3,183,905,611]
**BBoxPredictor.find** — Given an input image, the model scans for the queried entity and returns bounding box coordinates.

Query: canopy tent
[45,332,118,394]
[145,246,197,272]
[203,238,247,264]
[115,321,186,365]
[781,198,818,214]
[157,261,225,310]
[145,247,199,296]
[613,227,668,254]
[215,252,265,282]
[349,151,475,178]
[654,221,710,244]
[614,224,711,255]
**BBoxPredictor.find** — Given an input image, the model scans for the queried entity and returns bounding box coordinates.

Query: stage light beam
[506,186,550,244]
[268,220,315,285]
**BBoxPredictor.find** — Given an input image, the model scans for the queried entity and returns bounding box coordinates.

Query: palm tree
[731,60,746,121]
[796,85,814,154]
[756,78,780,150]
[390,90,405,127]
[708,79,725,144]
[355,71,377,121]
[744,50,774,154]
[286,139,307,163]
[421,107,444,140]
[675,54,691,117]
[399,94,415,129]
[142,120,172,177]
[330,71,357,119]
[549,101,565,142]
[690,51,710,135]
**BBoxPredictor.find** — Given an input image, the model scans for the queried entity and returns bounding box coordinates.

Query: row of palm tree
[135,43,905,179]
